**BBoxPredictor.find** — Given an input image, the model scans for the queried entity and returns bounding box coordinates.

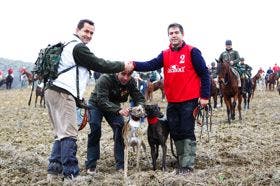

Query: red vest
[163,44,200,102]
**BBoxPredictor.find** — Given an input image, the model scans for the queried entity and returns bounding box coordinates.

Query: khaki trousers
[45,89,78,140]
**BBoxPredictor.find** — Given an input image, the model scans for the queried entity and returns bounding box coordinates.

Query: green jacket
[219,49,240,66]
[89,74,145,114]
[239,63,252,78]
[73,42,125,73]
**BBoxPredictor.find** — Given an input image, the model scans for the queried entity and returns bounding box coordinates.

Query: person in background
[19,67,28,88]
[272,63,280,76]
[209,61,218,79]
[218,40,242,88]
[265,67,273,81]
[239,58,253,93]
[239,58,252,79]
[132,23,210,174]
[85,69,145,175]
[93,71,102,82]
[5,67,14,89]
[258,67,264,75]
[44,19,134,183]
[0,70,3,80]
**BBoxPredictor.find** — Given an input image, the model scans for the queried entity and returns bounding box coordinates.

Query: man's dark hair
[167,23,184,34]
[77,19,94,29]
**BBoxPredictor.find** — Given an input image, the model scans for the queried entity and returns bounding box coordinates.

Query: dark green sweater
[73,42,125,73]
[89,74,145,114]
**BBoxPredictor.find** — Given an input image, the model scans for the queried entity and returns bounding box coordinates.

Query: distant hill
[0,58,33,89]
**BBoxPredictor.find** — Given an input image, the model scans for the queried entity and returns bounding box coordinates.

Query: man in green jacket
[218,40,242,87]
[85,70,145,175]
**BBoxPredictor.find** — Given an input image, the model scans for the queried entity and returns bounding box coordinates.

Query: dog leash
[193,104,204,126]
[193,103,212,127]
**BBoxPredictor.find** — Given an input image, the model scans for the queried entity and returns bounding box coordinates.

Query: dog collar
[147,117,159,125]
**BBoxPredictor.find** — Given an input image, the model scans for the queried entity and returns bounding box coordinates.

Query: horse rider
[209,61,218,79]
[239,58,252,79]
[209,61,219,89]
[7,67,14,77]
[239,57,253,93]
[258,67,265,75]
[149,70,160,83]
[265,67,273,81]
[218,40,242,88]
[272,63,280,76]
[0,70,3,80]
[138,72,150,95]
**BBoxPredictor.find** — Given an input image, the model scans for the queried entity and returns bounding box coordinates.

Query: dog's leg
[162,144,167,171]
[123,123,129,182]
[141,141,150,165]
[150,144,157,171]
[124,145,128,181]
[136,140,141,171]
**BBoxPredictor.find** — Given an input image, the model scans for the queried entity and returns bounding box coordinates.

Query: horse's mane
[219,62,238,87]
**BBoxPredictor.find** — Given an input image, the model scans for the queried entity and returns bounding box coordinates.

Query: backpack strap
[56,40,78,77]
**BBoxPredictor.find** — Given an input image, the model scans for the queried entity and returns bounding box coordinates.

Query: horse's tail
[28,72,36,106]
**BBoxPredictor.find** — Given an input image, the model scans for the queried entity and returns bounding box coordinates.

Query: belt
[48,85,71,95]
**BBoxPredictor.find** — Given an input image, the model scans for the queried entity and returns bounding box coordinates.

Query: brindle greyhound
[122,105,148,182]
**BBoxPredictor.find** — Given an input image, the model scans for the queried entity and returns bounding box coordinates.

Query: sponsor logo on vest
[167,65,185,73]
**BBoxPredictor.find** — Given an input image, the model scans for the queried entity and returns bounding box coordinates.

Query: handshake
[124,61,135,72]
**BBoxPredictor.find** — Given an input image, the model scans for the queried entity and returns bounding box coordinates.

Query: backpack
[28,40,76,106]
[32,40,76,85]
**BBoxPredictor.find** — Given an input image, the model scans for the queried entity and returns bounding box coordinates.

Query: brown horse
[210,77,222,109]
[251,70,263,98]
[23,71,38,85]
[217,61,242,124]
[145,79,165,102]
[5,74,13,89]
[35,83,45,107]
[265,72,278,91]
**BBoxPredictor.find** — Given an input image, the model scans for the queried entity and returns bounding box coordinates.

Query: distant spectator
[272,63,280,76]
[0,70,3,80]
[7,67,14,77]
[93,71,102,81]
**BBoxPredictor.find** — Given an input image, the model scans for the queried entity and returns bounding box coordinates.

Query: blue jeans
[85,104,125,170]
[167,99,198,141]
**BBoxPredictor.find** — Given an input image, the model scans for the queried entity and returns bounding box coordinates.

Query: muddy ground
[0,86,279,185]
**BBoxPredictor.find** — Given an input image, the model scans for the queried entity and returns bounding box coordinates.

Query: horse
[210,77,222,109]
[251,70,262,98]
[217,60,242,124]
[265,72,278,91]
[145,79,165,102]
[0,79,6,87]
[23,71,38,85]
[5,74,13,89]
[35,82,45,107]
[241,77,252,110]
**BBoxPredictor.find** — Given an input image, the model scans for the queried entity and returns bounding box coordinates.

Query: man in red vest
[132,23,210,175]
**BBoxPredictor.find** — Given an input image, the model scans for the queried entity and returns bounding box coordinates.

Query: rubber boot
[174,139,196,173]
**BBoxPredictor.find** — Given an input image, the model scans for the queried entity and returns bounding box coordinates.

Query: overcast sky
[1,0,279,74]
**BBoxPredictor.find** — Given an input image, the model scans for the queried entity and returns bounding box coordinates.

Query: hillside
[0,57,33,89]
